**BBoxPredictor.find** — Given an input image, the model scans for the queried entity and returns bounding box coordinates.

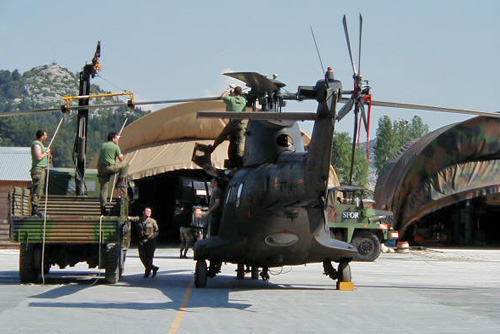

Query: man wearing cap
[30,130,51,217]
[97,132,129,215]
[210,85,247,167]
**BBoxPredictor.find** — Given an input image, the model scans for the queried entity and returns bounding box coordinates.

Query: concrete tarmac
[0,247,498,334]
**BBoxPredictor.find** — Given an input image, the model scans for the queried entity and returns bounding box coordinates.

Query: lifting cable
[108,117,129,204]
[40,116,65,284]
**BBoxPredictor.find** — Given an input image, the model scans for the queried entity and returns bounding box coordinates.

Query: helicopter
[186,15,500,288]
[2,16,500,287]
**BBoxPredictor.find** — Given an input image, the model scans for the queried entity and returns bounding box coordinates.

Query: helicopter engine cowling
[243,119,305,167]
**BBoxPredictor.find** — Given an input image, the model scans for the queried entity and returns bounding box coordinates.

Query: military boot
[32,205,43,217]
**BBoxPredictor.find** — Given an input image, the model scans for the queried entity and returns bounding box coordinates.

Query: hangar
[374,116,500,246]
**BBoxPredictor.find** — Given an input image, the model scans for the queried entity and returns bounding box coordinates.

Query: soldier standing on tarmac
[129,207,160,278]
[208,178,223,236]
[30,130,51,217]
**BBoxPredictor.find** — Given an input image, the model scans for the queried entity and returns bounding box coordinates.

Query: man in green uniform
[210,85,247,167]
[30,130,51,217]
[97,132,129,215]
[208,178,224,237]
[129,207,160,278]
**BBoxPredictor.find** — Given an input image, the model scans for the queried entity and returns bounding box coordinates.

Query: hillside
[0,63,147,167]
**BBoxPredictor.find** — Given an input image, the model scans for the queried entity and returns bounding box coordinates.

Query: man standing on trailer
[97,132,129,215]
[30,130,51,217]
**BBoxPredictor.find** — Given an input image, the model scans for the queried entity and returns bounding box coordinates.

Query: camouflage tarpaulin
[374,116,500,234]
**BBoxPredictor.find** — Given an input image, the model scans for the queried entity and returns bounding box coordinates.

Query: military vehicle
[327,186,399,261]
[9,168,130,283]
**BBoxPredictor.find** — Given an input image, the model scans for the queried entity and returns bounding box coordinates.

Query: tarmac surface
[0,247,499,334]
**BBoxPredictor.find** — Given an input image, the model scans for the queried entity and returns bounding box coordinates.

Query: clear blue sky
[1,0,499,138]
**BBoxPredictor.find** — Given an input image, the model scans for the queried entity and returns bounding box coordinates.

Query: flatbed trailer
[9,187,130,283]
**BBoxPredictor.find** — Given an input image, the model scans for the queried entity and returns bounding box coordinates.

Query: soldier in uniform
[208,178,223,237]
[30,130,51,217]
[210,85,247,167]
[97,132,129,215]
[129,207,160,278]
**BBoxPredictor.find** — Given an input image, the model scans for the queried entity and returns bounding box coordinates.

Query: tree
[374,116,398,174]
[331,132,369,187]
[374,115,429,175]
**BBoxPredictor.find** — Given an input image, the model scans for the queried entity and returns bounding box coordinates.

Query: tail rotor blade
[349,106,359,185]
[359,101,368,132]
[343,15,357,75]
[358,13,363,75]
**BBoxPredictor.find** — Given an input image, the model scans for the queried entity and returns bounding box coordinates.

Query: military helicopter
[3,16,499,288]
[187,15,500,288]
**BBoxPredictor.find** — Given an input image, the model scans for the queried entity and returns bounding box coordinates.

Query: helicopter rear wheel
[260,267,270,281]
[195,259,208,288]
[338,262,352,282]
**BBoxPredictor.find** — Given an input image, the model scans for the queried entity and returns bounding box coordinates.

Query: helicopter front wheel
[195,259,208,288]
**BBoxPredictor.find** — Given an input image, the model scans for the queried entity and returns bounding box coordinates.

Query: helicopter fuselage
[194,117,357,267]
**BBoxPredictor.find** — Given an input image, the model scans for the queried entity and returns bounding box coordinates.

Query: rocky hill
[0,63,146,167]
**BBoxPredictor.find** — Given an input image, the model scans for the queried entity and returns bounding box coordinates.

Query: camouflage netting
[374,116,500,235]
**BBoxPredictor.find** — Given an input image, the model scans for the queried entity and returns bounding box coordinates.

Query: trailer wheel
[20,244,38,283]
[105,244,120,284]
[352,231,381,262]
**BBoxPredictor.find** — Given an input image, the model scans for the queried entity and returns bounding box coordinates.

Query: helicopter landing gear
[251,266,259,280]
[260,267,270,281]
[236,263,245,279]
[322,260,352,283]
[323,260,338,280]
[338,262,352,282]
[207,260,221,278]
[195,259,208,288]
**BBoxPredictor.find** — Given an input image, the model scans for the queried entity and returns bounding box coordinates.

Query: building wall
[0,181,29,248]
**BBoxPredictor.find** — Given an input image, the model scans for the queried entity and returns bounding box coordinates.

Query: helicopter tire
[338,262,352,282]
[251,266,259,280]
[352,231,381,262]
[195,259,208,288]
[236,263,245,279]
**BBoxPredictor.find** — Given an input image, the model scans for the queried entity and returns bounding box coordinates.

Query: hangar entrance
[129,170,211,246]
[405,196,500,247]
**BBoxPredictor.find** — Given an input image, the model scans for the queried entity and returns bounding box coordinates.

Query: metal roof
[0,147,31,181]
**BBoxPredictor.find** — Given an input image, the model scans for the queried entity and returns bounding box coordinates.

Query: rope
[40,117,65,284]
[91,215,104,286]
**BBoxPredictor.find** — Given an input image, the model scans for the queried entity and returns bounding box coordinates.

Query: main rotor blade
[371,100,500,118]
[0,96,221,118]
[0,107,62,118]
[343,15,358,75]
[358,13,363,75]
[197,111,318,121]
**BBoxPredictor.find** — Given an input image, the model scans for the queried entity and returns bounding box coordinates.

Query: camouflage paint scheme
[375,116,500,235]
